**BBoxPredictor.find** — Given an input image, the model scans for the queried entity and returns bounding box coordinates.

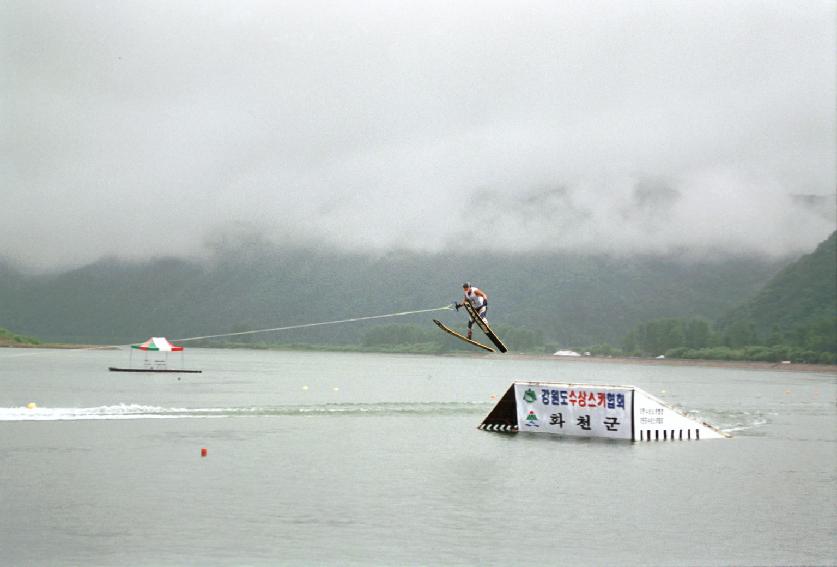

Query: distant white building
[553,350,581,357]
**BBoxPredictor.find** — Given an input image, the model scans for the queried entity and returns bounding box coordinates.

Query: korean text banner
[514,383,633,439]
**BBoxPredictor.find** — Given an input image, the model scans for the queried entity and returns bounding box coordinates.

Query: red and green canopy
[131,337,184,352]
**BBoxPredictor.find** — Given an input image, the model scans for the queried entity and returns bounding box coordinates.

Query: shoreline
[504,353,837,374]
[2,342,834,373]
[0,342,119,350]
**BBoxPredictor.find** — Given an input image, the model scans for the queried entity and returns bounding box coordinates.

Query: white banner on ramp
[514,383,633,439]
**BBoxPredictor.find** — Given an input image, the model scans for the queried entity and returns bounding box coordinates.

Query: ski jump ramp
[479,382,727,441]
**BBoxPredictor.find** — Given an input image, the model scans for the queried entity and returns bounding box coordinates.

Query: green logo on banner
[523,388,537,403]
[525,410,540,427]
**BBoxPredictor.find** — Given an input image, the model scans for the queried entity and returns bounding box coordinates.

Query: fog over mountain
[2,1,835,270]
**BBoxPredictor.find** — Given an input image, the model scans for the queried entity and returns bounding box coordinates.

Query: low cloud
[1,0,834,269]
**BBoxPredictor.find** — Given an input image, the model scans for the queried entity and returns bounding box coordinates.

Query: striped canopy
[131,337,184,352]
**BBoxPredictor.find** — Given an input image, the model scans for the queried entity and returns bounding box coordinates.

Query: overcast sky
[2,0,835,269]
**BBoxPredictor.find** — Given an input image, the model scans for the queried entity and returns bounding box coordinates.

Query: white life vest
[464,287,485,308]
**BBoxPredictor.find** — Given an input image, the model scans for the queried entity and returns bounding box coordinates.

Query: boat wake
[0,401,490,421]
[685,407,771,434]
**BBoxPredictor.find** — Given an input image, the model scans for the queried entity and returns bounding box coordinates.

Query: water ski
[433,319,495,352]
[462,302,508,353]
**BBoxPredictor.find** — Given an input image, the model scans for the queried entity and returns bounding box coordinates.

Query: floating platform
[479,381,727,441]
[108,367,202,373]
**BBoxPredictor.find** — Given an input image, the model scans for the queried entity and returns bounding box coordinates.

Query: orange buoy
[201,448,207,457]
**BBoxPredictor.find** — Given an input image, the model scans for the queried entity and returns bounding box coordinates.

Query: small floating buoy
[201,448,207,457]
[302,385,309,391]
[26,402,37,409]
[490,394,497,400]
[333,387,340,392]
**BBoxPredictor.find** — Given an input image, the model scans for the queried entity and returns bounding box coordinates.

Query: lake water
[0,348,834,566]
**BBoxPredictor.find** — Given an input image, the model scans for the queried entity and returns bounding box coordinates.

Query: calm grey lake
[1,348,835,566]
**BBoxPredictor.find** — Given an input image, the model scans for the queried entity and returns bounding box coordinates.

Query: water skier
[456,282,488,339]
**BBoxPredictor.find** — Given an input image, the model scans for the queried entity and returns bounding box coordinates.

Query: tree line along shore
[3,322,834,372]
[2,232,834,365]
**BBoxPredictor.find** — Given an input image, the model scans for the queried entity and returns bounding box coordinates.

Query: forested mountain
[0,245,789,346]
[721,231,836,335]
[614,231,836,362]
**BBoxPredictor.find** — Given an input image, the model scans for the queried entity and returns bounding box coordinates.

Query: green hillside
[721,231,836,335]
[614,232,836,363]
[0,327,40,347]
[0,247,788,347]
